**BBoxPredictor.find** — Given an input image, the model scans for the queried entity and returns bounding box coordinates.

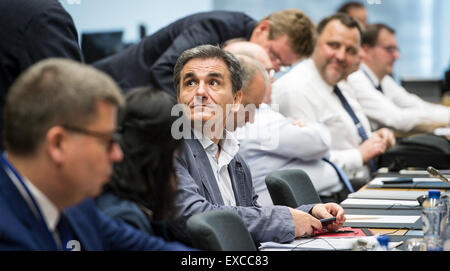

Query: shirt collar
[24,178,60,232]
[192,128,240,160]
[304,58,335,93]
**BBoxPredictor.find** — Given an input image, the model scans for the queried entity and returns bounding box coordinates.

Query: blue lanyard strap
[1,152,60,250]
[361,68,383,92]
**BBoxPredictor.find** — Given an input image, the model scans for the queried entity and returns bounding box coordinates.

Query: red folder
[313,227,370,238]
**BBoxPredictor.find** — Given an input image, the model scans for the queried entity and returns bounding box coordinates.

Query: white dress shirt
[271,58,371,180]
[234,103,342,206]
[344,63,450,132]
[193,128,239,206]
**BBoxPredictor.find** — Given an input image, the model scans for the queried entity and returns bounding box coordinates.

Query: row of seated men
[0,0,449,250]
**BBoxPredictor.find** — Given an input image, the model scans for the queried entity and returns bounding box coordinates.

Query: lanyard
[361,67,381,90]
[1,152,60,250]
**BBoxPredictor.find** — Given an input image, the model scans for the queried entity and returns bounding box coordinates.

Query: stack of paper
[343,214,421,229]
[341,198,420,209]
[347,190,427,201]
[259,236,402,251]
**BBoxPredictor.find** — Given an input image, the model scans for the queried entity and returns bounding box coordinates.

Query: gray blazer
[169,138,315,244]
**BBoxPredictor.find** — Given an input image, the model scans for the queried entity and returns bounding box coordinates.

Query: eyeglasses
[377,45,400,55]
[62,125,121,152]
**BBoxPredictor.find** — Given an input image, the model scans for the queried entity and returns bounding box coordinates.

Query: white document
[259,236,402,251]
[341,198,420,208]
[344,215,420,224]
[348,190,426,200]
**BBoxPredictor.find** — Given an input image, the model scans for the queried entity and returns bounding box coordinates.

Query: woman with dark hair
[96,86,184,240]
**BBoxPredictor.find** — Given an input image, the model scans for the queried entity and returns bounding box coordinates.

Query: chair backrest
[265,169,321,208]
[186,210,257,251]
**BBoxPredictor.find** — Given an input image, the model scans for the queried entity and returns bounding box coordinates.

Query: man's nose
[195,81,209,97]
[335,47,346,61]
[109,143,123,163]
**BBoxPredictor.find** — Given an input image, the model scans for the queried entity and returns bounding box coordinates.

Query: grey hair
[173,44,243,95]
[236,54,269,94]
[4,58,124,155]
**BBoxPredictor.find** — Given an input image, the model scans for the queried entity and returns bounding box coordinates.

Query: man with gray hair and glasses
[169,44,345,246]
[0,58,191,250]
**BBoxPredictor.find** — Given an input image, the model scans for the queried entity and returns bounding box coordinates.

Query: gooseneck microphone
[427,166,450,184]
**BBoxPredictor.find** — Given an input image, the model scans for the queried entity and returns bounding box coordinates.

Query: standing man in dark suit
[0,58,191,251]
[0,0,83,150]
[94,9,315,96]
[169,45,346,245]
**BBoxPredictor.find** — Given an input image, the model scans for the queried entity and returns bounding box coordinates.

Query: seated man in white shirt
[272,13,395,183]
[344,23,450,133]
[224,41,351,204]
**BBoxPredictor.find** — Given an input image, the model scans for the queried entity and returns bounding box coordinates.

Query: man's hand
[373,128,396,149]
[311,203,346,232]
[358,136,387,163]
[288,208,322,237]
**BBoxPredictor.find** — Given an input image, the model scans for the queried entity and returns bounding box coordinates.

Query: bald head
[224,40,274,104]
[224,40,273,72]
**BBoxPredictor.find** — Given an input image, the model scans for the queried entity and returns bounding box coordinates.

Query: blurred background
[61,0,450,98]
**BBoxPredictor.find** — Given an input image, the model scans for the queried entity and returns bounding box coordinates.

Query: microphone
[427,166,450,184]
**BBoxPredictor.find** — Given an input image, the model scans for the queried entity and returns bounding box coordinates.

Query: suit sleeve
[22,1,83,68]
[169,153,305,244]
[149,20,235,96]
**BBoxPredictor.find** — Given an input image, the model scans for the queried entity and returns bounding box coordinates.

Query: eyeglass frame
[376,44,400,55]
[61,125,121,152]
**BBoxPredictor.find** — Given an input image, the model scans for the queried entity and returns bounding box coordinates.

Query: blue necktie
[333,86,377,172]
[322,157,355,193]
[57,214,74,251]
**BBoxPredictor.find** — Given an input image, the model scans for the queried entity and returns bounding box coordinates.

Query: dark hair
[362,23,396,47]
[173,44,242,95]
[105,86,183,221]
[317,13,363,42]
[337,1,365,13]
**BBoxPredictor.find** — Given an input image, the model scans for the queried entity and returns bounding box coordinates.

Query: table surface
[351,171,448,244]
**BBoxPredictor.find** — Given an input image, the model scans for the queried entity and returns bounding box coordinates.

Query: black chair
[265,169,321,208]
[186,210,257,251]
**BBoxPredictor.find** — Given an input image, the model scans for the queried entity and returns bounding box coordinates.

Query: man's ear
[251,20,271,40]
[45,126,68,166]
[233,90,243,111]
[361,44,372,55]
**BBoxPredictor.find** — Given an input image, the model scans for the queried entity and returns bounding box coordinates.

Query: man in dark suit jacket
[0,58,190,251]
[168,45,346,245]
[0,0,83,151]
[94,9,315,96]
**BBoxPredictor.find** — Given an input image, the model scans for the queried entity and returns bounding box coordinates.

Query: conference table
[341,169,449,250]
[259,168,449,251]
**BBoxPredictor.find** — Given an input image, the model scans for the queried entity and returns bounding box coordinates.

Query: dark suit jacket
[0,0,83,150]
[169,138,315,245]
[94,11,257,96]
[0,163,191,251]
